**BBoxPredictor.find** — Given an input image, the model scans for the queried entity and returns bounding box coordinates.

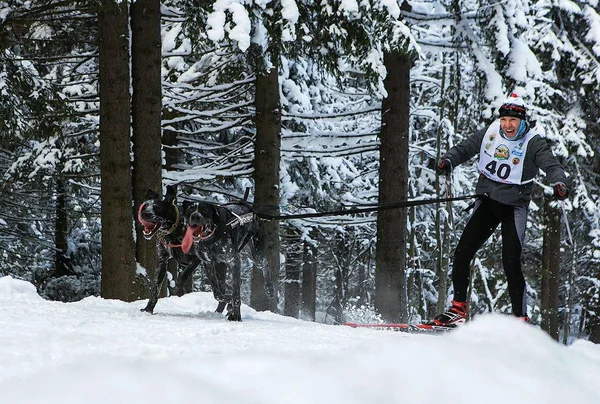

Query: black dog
[137,185,227,314]
[181,200,275,321]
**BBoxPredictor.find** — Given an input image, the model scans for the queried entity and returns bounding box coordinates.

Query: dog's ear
[166,184,177,198]
[198,202,215,220]
[165,185,177,203]
[146,189,159,200]
[182,200,192,214]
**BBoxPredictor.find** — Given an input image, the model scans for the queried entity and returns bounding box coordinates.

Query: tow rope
[253,194,482,221]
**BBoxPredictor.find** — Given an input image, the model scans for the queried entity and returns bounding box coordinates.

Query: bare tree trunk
[563,240,576,344]
[131,0,162,298]
[284,227,301,318]
[586,261,600,342]
[375,50,410,322]
[251,65,281,312]
[331,268,344,324]
[54,176,73,277]
[589,319,600,344]
[356,241,372,304]
[408,186,426,319]
[300,229,318,321]
[435,64,448,314]
[336,232,352,309]
[98,0,136,301]
[541,200,561,341]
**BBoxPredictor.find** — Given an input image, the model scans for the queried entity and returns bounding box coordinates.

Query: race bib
[477,122,535,185]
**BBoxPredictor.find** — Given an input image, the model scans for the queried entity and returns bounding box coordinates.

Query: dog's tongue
[181,227,195,253]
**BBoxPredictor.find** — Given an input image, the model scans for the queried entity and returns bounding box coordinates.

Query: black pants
[452,197,528,316]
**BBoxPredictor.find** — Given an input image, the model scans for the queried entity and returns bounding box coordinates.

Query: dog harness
[226,212,256,230]
[157,201,182,249]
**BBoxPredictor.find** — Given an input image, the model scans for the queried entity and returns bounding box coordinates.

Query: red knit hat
[498,93,526,120]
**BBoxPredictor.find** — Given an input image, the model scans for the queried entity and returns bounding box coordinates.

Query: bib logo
[512,157,520,165]
[494,145,510,160]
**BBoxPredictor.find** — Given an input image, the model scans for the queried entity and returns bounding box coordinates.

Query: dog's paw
[227,310,242,322]
[225,303,241,321]
[140,306,154,314]
[171,286,184,297]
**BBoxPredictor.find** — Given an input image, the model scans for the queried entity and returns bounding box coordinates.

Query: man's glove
[436,158,452,176]
[553,182,569,200]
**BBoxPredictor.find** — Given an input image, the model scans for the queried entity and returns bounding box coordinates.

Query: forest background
[1,0,599,344]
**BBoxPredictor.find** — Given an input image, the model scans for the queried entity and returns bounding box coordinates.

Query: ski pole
[560,200,573,246]
[446,171,456,240]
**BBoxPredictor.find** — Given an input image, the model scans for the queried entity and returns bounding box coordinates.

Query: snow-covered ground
[1,275,599,404]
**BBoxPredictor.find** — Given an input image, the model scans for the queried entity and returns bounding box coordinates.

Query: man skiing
[432,93,569,327]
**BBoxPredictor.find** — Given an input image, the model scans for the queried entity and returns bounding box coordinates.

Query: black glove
[553,182,569,200]
[436,158,452,176]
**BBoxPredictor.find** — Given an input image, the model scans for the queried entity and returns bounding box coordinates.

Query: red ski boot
[429,300,468,327]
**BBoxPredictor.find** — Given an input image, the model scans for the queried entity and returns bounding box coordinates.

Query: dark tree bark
[333,268,344,323]
[54,176,73,277]
[251,65,281,312]
[408,191,426,319]
[541,200,561,341]
[375,50,411,322]
[284,227,301,318]
[435,64,449,314]
[131,0,162,297]
[98,0,136,301]
[589,315,600,344]
[300,229,318,321]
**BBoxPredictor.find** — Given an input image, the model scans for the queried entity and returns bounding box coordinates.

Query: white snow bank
[0,276,598,404]
[0,275,42,300]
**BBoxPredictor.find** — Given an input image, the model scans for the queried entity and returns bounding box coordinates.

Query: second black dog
[181,199,275,321]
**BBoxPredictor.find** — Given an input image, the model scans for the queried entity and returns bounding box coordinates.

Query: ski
[341,322,454,333]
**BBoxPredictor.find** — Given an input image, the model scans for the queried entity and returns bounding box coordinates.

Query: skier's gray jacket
[443,122,567,207]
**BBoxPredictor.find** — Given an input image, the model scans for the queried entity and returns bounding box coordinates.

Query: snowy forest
[1,0,599,344]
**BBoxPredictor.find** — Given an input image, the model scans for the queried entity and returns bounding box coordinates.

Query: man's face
[500,116,521,139]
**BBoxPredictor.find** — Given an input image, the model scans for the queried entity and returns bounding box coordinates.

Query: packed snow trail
[1,276,599,404]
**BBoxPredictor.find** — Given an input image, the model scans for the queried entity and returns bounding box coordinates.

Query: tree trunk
[284,227,301,318]
[300,229,318,321]
[356,242,370,304]
[408,187,426,319]
[435,64,448,315]
[251,65,281,312]
[131,0,162,298]
[541,200,561,341]
[331,268,344,324]
[588,246,600,342]
[589,319,600,344]
[375,50,410,322]
[54,176,73,277]
[563,240,576,344]
[98,0,136,301]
